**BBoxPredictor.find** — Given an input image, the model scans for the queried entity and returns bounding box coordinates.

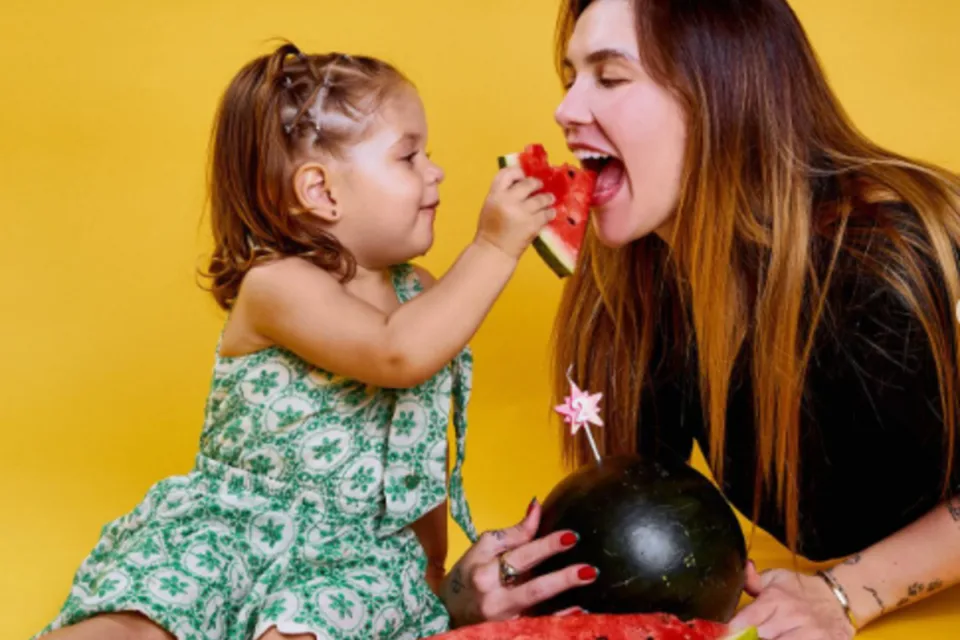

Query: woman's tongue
[592,158,625,207]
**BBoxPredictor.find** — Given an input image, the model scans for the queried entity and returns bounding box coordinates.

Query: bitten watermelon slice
[431,612,758,640]
[498,144,596,278]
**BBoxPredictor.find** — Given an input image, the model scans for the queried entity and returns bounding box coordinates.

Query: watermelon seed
[567,217,577,225]
[568,169,576,178]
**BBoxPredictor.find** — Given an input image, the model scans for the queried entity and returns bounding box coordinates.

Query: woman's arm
[729,497,960,639]
[827,496,960,626]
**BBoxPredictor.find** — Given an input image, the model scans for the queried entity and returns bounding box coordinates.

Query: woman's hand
[729,562,855,640]
[439,499,599,628]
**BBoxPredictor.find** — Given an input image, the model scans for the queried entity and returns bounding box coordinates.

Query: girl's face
[322,85,445,270]
[555,0,687,247]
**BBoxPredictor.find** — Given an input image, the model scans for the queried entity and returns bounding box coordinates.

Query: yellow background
[2,0,958,637]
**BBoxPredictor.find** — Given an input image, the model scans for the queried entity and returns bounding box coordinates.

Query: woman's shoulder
[811,198,954,384]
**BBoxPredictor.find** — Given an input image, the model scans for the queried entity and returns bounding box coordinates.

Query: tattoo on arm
[896,580,939,608]
[491,529,506,541]
[897,584,922,607]
[863,586,885,612]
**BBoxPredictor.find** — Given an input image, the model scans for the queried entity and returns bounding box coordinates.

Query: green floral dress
[35,263,478,640]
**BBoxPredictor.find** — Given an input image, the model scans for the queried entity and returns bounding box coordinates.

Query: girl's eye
[403,152,417,163]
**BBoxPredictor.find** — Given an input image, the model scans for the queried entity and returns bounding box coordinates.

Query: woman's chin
[591,199,672,248]
[592,205,643,248]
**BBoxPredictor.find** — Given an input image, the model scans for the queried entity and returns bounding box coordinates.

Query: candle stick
[555,366,604,466]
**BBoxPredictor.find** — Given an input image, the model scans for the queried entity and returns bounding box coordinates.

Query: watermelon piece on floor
[431,612,758,640]
[498,144,596,278]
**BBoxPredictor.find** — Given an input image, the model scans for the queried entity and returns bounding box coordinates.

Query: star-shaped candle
[555,367,604,465]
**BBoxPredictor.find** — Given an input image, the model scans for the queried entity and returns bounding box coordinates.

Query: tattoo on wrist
[908,582,925,597]
[450,567,465,595]
[492,529,506,541]
[928,579,943,592]
[863,586,885,612]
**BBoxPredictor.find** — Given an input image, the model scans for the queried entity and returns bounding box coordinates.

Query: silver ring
[498,552,520,586]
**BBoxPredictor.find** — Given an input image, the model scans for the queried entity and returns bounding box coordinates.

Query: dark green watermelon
[529,455,747,622]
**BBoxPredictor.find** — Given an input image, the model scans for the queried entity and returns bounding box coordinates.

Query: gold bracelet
[816,570,859,630]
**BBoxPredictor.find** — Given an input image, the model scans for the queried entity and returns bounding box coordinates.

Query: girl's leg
[39,612,174,640]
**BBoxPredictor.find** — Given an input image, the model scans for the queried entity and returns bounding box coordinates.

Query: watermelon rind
[496,153,576,278]
[497,153,518,169]
[723,627,759,640]
[533,231,575,277]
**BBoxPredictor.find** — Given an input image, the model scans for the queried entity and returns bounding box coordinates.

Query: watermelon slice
[498,144,596,278]
[432,612,758,640]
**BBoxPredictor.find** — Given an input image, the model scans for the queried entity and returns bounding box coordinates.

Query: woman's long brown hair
[200,42,409,310]
[552,0,960,552]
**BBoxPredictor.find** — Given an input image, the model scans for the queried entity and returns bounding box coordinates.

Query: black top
[637,209,959,561]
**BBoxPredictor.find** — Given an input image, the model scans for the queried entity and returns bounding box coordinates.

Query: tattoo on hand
[450,567,465,595]
[928,579,943,592]
[948,497,960,523]
[863,586,885,612]
[896,597,910,608]
[908,582,925,597]
[843,553,862,565]
[492,529,506,541]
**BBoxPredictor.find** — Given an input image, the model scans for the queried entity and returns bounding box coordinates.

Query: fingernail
[526,498,538,517]
[560,532,579,547]
[577,566,598,581]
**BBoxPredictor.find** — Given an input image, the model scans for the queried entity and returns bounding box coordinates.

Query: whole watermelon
[529,455,747,621]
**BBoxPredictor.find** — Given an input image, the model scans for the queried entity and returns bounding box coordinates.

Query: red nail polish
[578,566,598,581]
[560,532,579,547]
[526,498,538,517]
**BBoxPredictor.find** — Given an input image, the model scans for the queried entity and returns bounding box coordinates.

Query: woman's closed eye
[597,75,628,88]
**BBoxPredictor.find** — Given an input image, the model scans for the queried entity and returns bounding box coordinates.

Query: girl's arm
[411,500,449,595]
[238,167,553,389]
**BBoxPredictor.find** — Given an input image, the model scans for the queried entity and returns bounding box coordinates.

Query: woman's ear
[292,162,339,222]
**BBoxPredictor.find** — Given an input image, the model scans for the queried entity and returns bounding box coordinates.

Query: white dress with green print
[35,263,478,640]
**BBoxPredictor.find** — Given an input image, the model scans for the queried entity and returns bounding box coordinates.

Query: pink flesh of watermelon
[431,612,749,640]
[499,144,596,277]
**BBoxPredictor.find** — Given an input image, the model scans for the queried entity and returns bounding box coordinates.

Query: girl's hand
[439,499,598,628]
[729,562,855,640]
[475,167,555,259]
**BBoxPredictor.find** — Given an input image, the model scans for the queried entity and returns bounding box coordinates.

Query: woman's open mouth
[575,150,625,207]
